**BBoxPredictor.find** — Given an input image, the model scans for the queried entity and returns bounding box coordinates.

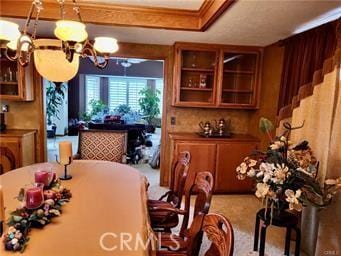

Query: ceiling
[78,0,204,10]
[6,0,341,46]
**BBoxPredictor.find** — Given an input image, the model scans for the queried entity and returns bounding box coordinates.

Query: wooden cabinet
[215,143,256,193]
[174,141,217,189]
[170,132,259,193]
[173,42,262,109]
[0,129,36,174]
[0,58,34,101]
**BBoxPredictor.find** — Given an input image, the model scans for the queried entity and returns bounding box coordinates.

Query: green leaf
[259,117,274,133]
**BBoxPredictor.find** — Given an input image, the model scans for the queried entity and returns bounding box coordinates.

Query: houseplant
[138,88,160,133]
[236,118,341,219]
[46,82,65,138]
[79,99,107,125]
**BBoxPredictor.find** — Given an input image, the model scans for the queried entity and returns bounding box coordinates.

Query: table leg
[254,215,260,251]
[259,223,267,256]
[294,227,301,256]
[285,227,292,256]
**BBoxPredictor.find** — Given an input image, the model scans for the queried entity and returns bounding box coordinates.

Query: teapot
[214,118,230,135]
[199,121,212,135]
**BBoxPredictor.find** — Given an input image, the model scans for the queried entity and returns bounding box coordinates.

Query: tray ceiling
[78,0,205,10]
[3,0,341,46]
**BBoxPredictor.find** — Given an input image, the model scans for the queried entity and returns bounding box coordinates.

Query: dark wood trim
[0,0,235,31]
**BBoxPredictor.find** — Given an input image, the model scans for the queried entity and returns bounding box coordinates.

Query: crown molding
[0,0,235,31]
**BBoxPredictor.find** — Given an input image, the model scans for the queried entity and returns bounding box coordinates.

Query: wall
[68,58,164,118]
[1,70,46,162]
[248,45,284,149]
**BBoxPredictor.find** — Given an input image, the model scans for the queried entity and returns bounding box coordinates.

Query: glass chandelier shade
[34,39,79,82]
[7,34,32,51]
[93,37,118,54]
[54,20,88,42]
[0,20,21,42]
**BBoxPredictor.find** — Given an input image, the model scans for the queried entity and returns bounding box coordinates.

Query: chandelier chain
[57,0,66,20]
[72,0,83,22]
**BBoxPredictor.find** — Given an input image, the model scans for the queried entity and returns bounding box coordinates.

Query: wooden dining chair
[0,146,16,175]
[148,151,191,231]
[156,212,234,256]
[74,129,127,163]
[154,171,214,255]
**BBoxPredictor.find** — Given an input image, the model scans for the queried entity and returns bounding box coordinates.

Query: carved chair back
[0,147,16,175]
[180,171,213,236]
[167,151,191,207]
[202,213,234,256]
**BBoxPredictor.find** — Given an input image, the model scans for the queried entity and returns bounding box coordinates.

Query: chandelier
[0,0,119,82]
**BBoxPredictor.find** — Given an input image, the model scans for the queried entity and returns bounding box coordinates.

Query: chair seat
[148,201,179,229]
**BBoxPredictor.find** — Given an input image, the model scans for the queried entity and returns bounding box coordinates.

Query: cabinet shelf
[223,69,254,74]
[180,87,213,91]
[0,81,18,85]
[222,89,253,93]
[181,67,214,72]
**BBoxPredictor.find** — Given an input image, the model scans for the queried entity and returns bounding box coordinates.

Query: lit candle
[25,186,44,209]
[0,186,5,222]
[59,141,73,165]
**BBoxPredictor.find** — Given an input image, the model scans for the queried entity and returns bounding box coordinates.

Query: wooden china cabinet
[0,57,34,101]
[173,42,262,109]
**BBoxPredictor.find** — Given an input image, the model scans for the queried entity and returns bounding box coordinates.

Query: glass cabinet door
[178,49,218,105]
[220,52,258,106]
[0,58,20,97]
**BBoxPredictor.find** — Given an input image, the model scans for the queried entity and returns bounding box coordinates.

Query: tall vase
[301,205,319,256]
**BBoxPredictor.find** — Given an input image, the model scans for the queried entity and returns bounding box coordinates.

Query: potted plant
[46,82,65,138]
[138,88,160,133]
[79,99,107,126]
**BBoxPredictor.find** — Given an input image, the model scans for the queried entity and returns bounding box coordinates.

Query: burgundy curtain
[277,19,338,112]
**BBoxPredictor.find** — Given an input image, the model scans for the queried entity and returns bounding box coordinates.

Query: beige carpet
[135,163,307,256]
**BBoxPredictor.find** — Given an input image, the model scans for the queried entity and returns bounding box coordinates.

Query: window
[156,79,164,116]
[108,77,147,112]
[85,75,100,112]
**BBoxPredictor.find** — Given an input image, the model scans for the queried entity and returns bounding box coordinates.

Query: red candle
[35,170,51,186]
[26,187,44,209]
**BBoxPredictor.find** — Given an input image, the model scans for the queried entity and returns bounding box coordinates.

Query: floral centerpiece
[2,178,72,252]
[236,118,341,219]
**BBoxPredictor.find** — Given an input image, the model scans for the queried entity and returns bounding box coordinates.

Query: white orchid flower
[255,183,270,198]
[263,173,272,183]
[285,189,303,211]
[247,168,256,177]
[260,162,275,173]
[272,163,289,184]
[236,162,248,174]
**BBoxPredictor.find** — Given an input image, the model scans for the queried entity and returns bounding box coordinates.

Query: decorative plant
[138,88,160,125]
[46,82,65,125]
[236,117,341,219]
[116,104,131,115]
[79,99,107,122]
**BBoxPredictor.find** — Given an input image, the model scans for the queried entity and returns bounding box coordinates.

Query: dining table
[0,160,155,256]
